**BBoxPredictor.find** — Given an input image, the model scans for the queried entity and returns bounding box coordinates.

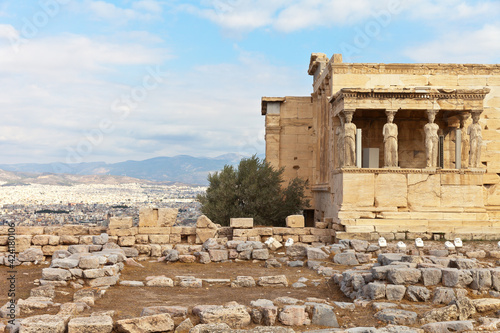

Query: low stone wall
[0,213,335,257]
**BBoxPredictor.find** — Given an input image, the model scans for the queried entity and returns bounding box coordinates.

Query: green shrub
[197,155,309,226]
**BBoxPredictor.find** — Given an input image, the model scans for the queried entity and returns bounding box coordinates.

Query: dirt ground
[1,240,500,331]
[1,260,386,330]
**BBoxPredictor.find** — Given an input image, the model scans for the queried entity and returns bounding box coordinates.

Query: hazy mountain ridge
[0,153,254,185]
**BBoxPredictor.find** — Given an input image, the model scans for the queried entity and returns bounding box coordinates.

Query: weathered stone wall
[263,96,315,206]
[0,216,335,257]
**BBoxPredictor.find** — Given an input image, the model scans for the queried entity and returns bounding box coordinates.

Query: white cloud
[274,0,402,32]
[86,0,162,23]
[0,29,168,77]
[0,29,307,164]
[182,0,286,32]
[403,24,500,63]
[182,0,404,32]
[132,0,163,13]
[404,0,500,22]
[0,24,19,40]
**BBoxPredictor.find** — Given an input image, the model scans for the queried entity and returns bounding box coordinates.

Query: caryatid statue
[468,111,483,168]
[343,110,356,167]
[335,114,345,168]
[383,110,398,167]
[424,110,439,168]
[459,113,470,168]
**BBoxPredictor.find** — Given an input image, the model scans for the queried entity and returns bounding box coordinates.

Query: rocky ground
[1,238,500,332]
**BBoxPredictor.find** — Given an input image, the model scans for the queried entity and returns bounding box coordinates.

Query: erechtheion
[261,53,500,240]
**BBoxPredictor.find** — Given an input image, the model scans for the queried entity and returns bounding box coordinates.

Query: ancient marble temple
[261,53,500,240]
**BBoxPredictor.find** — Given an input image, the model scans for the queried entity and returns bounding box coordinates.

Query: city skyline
[1,0,499,165]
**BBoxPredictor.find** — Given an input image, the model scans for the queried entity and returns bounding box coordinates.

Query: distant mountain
[0,169,152,186]
[0,153,259,185]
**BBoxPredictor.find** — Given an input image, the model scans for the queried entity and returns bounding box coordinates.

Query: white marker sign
[415,238,424,248]
[444,241,455,250]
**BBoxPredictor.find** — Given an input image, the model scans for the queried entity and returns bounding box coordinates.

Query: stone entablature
[330,88,489,116]
[333,167,486,175]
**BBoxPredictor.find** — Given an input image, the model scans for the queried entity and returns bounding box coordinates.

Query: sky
[0,0,499,165]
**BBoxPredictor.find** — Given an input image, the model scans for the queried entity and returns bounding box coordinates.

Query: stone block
[170,234,181,244]
[230,218,254,228]
[16,226,44,235]
[20,314,68,333]
[300,235,320,243]
[428,74,458,86]
[108,217,133,229]
[42,268,72,281]
[231,276,256,288]
[473,298,500,312]
[255,227,273,236]
[149,235,170,244]
[286,215,304,228]
[363,282,386,300]
[374,308,417,325]
[387,268,422,285]
[406,285,431,302]
[252,249,269,260]
[209,249,228,262]
[333,252,359,266]
[420,304,459,325]
[108,227,137,236]
[68,315,113,333]
[386,284,406,301]
[146,277,174,287]
[306,247,328,260]
[196,229,217,243]
[421,321,474,333]
[470,269,492,290]
[257,275,288,287]
[60,235,79,245]
[441,185,484,207]
[118,236,136,247]
[198,305,251,328]
[157,208,178,227]
[133,244,151,255]
[42,245,68,256]
[88,275,119,287]
[491,268,500,291]
[15,235,32,253]
[279,305,308,326]
[375,173,407,207]
[139,207,158,227]
[341,173,375,207]
[83,268,105,279]
[310,304,338,327]
[407,174,440,207]
[442,268,473,288]
[138,227,171,235]
[433,287,456,305]
[141,305,187,317]
[78,256,100,269]
[18,248,44,262]
[421,268,442,286]
[115,313,174,332]
[197,215,217,229]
